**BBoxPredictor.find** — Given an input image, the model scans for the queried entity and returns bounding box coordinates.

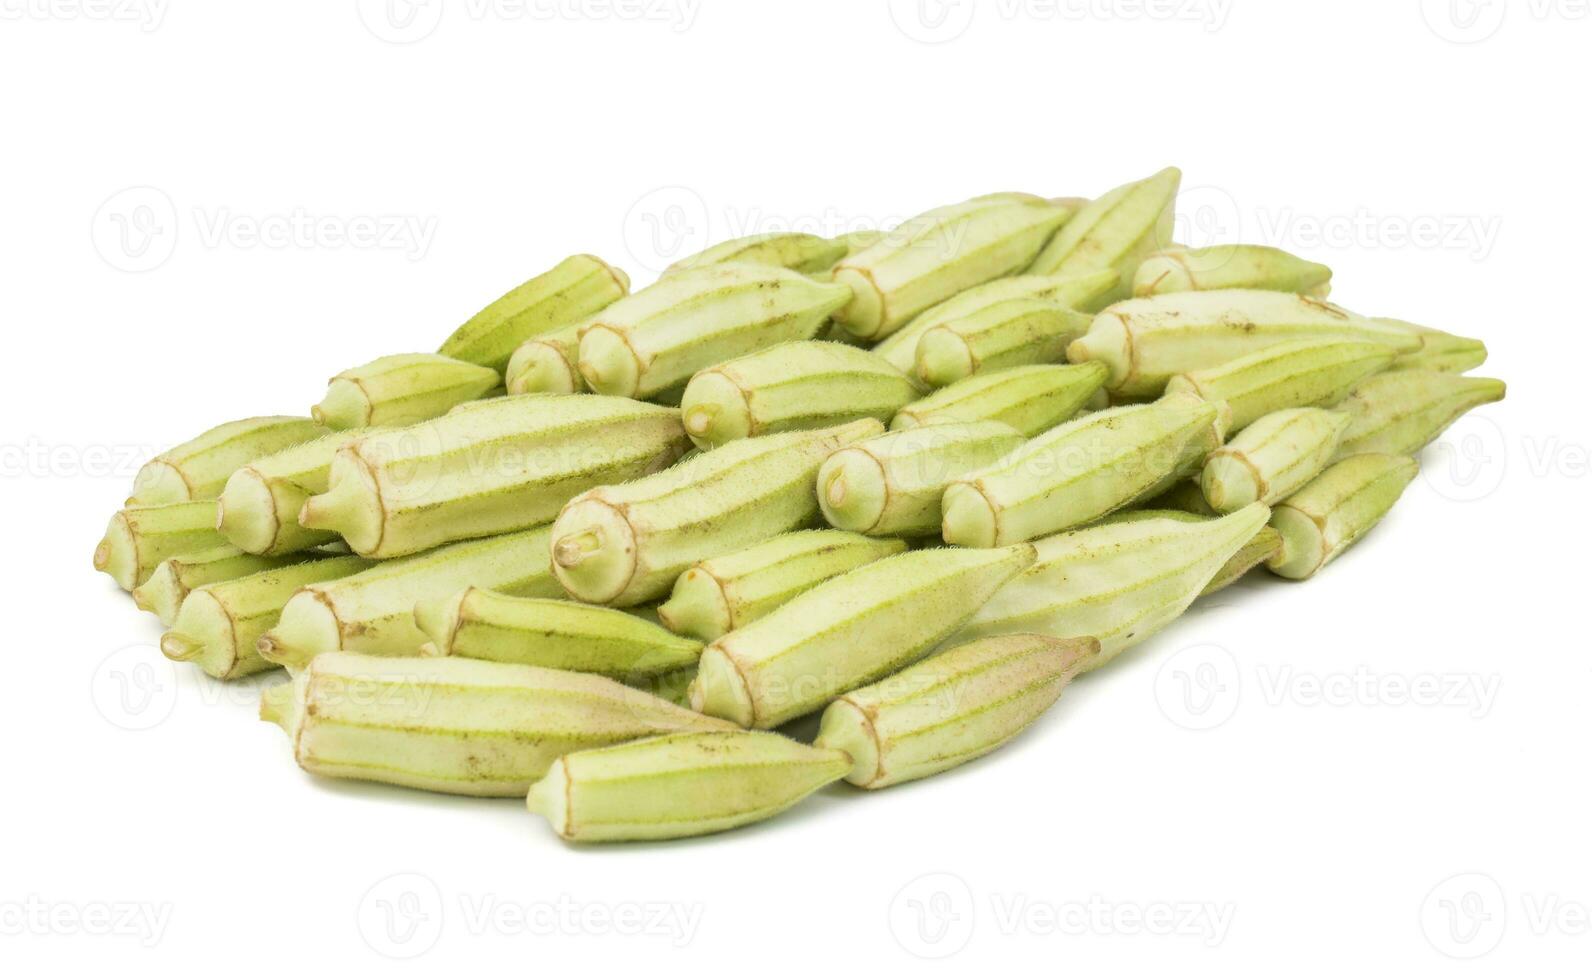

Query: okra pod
[1267,454,1419,580]
[132,546,306,626]
[1028,167,1182,299]
[505,321,588,395]
[127,416,326,506]
[913,299,1093,388]
[1334,370,1507,458]
[1200,408,1351,512]
[666,232,848,275]
[890,363,1109,437]
[1132,244,1332,298]
[95,501,229,592]
[439,254,631,372]
[311,354,501,430]
[1382,319,1488,374]
[216,428,371,556]
[1164,338,1397,431]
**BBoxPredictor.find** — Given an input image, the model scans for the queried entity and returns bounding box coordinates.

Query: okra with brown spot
[690,544,1036,729]
[656,530,908,642]
[679,341,921,449]
[814,633,1096,789]
[890,362,1109,436]
[550,420,882,607]
[127,416,327,506]
[1267,454,1419,580]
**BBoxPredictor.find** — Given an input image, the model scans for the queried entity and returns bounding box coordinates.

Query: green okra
[216,428,372,556]
[1068,290,1422,399]
[311,354,501,430]
[439,254,631,372]
[814,633,1096,789]
[940,391,1227,548]
[260,652,736,797]
[505,321,588,395]
[953,504,1270,671]
[1027,167,1182,298]
[872,270,1120,374]
[1267,454,1419,580]
[830,193,1078,341]
[1200,408,1351,512]
[133,546,307,626]
[666,232,849,276]
[127,416,327,506]
[1382,319,1489,374]
[1138,479,1220,517]
[577,264,853,400]
[1132,244,1333,298]
[256,525,562,671]
[656,530,908,642]
[95,501,229,592]
[1203,524,1284,595]
[1164,338,1397,431]
[690,544,1036,729]
[528,731,850,842]
[550,420,883,607]
[414,588,703,681]
[160,555,374,680]
[299,394,689,559]
[1333,370,1507,458]
[913,298,1093,388]
[890,363,1109,437]
[818,421,1025,537]
[679,341,921,449]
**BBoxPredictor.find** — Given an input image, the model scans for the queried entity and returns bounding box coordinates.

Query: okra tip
[310,379,371,431]
[298,474,378,555]
[655,569,733,642]
[258,681,299,733]
[688,647,757,728]
[915,328,976,388]
[159,631,203,663]
[813,698,877,785]
[940,482,1001,548]
[413,591,465,654]
[525,761,573,839]
[817,450,888,533]
[577,326,644,398]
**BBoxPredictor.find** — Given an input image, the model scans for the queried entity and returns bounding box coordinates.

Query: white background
[2,0,1587,975]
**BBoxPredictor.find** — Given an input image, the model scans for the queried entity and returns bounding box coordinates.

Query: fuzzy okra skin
[1267,454,1419,580]
[439,254,631,372]
[505,321,588,395]
[576,264,853,400]
[1382,320,1489,374]
[1069,290,1422,399]
[414,588,703,681]
[891,363,1109,437]
[914,299,1093,388]
[528,731,850,842]
[1164,338,1397,432]
[311,354,501,431]
[690,544,1036,729]
[1333,370,1507,458]
[133,546,307,626]
[679,341,921,449]
[1201,408,1351,513]
[1203,525,1284,595]
[666,232,849,276]
[127,416,327,506]
[217,428,371,556]
[815,634,1096,789]
[941,391,1227,548]
[656,530,908,642]
[1132,244,1333,298]
[1027,167,1182,297]
[953,504,1270,671]
[256,525,562,670]
[161,555,374,680]
[260,652,737,798]
[95,501,229,592]
[830,193,1078,342]
[299,394,689,559]
[819,421,1025,537]
[872,270,1120,374]
[551,419,883,607]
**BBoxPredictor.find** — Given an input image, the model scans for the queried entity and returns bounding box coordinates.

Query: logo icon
[888,872,975,958]
[357,0,444,44]
[91,644,179,731]
[888,0,976,44]
[1422,413,1507,503]
[1169,185,1243,251]
[1421,0,1507,44]
[357,872,445,958]
[91,187,178,273]
[1420,872,1506,958]
[1155,643,1241,730]
[621,185,711,275]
